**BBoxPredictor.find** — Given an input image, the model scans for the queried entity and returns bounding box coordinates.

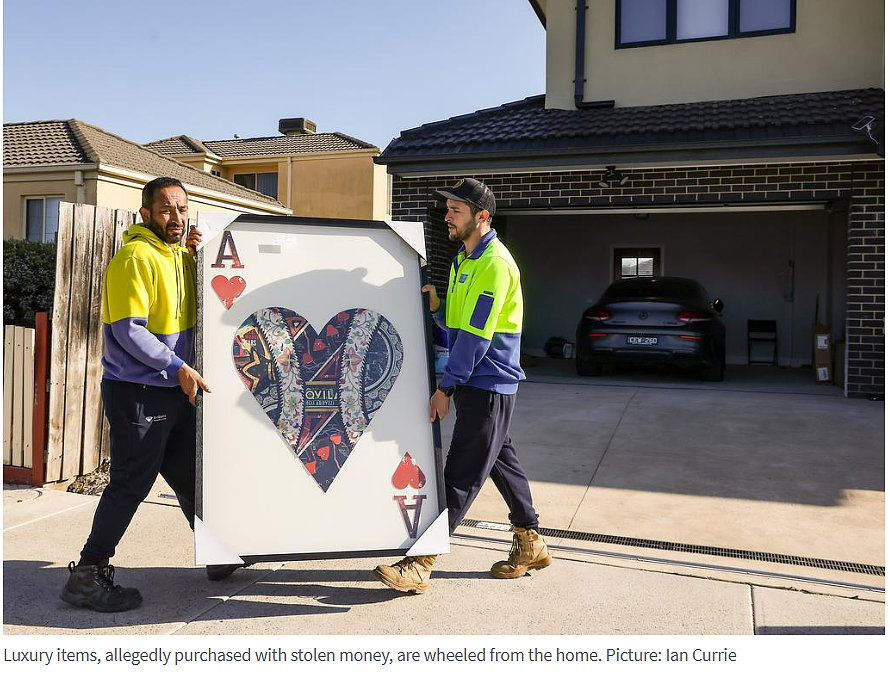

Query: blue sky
[3,0,545,149]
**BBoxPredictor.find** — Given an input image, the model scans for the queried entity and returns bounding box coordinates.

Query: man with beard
[374,178,550,593]
[61,177,240,612]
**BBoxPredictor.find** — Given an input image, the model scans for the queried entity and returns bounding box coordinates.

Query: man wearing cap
[374,178,550,593]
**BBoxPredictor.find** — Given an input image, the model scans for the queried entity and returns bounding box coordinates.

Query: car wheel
[576,358,602,377]
[700,349,725,382]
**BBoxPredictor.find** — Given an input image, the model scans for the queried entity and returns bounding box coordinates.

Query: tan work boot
[490,527,552,579]
[373,555,437,593]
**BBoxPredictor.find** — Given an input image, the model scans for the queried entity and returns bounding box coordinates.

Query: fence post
[32,312,50,485]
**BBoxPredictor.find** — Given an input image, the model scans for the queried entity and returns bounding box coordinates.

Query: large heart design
[232,307,403,491]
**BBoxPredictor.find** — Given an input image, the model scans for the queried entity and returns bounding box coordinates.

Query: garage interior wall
[505,210,844,366]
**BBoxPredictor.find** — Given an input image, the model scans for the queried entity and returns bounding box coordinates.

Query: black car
[575,276,726,381]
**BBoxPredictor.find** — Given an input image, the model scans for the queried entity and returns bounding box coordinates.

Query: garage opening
[501,206,846,374]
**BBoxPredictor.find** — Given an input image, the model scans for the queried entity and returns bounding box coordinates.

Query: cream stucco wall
[289,154,374,218]
[3,174,82,239]
[275,153,384,219]
[545,0,884,109]
[95,179,148,213]
[372,163,391,220]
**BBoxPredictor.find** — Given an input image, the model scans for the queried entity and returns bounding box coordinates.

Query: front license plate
[627,336,658,345]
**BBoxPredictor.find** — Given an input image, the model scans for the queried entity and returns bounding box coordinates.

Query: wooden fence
[44,203,136,483]
[3,314,50,484]
[4,325,34,468]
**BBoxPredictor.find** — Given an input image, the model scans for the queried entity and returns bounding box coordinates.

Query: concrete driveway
[3,360,884,635]
[464,360,884,570]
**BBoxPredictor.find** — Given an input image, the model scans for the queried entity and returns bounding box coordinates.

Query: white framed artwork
[194,214,449,564]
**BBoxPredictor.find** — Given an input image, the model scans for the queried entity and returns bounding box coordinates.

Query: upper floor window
[617,0,795,48]
[25,196,62,243]
[233,172,278,199]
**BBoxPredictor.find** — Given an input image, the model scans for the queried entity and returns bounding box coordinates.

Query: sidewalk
[3,375,884,635]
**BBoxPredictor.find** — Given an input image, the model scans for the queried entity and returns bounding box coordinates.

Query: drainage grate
[460,519,885,577]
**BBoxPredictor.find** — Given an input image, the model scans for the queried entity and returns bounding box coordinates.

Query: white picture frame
[194,214,449,564]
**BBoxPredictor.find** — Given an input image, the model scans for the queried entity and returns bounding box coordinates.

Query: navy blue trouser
[79,380,196,565]
[444,385,539,534]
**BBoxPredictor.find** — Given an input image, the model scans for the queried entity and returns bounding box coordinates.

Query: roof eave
[3,162,99,173]
[377,136,880,176]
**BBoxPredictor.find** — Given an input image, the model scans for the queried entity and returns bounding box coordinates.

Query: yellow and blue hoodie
[101,224,196,387]
[433,229,526,394]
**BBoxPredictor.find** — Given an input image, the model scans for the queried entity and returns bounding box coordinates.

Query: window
[617,0,795,48]
[614,247,661,280]
[233,172,278,199]
[25,196,62,243]
[211,169,221,177]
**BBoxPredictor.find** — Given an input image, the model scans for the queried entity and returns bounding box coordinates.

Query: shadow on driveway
[2,560,491,631]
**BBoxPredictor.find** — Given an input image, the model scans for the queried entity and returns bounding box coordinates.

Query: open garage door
[502,206,847,371]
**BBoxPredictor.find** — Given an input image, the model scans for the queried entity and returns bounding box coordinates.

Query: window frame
[232,171,279,199]
[23,195,64,243]
[615,0,796,49]
[613,246,663,281]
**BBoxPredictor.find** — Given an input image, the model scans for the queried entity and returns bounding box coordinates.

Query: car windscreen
[600,278,709,305]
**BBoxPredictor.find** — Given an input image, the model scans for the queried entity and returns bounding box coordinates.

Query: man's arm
[422,284,447,328]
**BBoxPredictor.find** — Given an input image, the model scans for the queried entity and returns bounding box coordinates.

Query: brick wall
[846,164,885,397]
[390,161,884,397]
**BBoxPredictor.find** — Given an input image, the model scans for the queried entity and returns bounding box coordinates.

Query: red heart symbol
[331,433,342,445]
[313,338,326,351]
[305,461,316,475]
[212,275,246,310]
[326,325,338,337]
[392,452,426,489]
[317,446,330,461]
[302,352,314,364]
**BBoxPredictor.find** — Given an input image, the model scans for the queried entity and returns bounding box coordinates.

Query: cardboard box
[813,324,832,382]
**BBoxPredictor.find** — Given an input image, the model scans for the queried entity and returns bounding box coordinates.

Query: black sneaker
[206,563,251,581]
[60,561,142,612]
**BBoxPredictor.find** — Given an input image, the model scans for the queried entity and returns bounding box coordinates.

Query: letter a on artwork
[211,230,244,268]
[393,495,427,538]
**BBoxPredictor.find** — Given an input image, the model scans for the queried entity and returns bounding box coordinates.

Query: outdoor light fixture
[598,166,629,188]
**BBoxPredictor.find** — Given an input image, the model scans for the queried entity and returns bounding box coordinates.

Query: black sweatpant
[444,385,539,534]
[79,380,196,565]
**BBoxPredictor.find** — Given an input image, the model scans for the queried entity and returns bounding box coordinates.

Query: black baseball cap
[435,178,496,217]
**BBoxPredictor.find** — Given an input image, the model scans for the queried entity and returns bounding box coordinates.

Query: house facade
[378,0,884,398]
[146,118,390,221]
[3,119,291,242]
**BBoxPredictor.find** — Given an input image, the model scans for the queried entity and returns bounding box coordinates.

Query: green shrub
[3,239,56,328]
